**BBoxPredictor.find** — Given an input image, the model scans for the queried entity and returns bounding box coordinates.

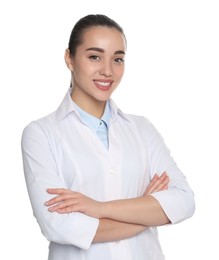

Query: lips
[94,80,113,91]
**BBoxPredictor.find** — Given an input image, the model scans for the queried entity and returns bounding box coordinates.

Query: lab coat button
[109,168,116,175]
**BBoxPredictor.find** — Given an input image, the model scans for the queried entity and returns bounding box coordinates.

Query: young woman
[21,14,195,260]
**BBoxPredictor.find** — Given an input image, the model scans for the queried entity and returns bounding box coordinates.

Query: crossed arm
[45,172,170,243]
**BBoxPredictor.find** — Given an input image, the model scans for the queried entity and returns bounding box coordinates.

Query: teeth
[96,81,110,87]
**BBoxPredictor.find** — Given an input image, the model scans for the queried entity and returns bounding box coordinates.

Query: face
[65,26,126,111]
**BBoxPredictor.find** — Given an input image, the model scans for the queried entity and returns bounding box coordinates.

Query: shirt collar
[72,99,111,132]
[56,88,130,124]
[56,88,77,123]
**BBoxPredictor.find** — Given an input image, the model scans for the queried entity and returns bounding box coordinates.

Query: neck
[71,90,106,118]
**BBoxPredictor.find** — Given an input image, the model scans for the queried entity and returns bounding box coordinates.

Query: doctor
[22,14,195,260]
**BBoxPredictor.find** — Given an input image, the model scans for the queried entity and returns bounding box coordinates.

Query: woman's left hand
[45,189,104,217]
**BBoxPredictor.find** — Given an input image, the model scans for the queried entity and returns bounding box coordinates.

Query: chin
[94,94,112,102]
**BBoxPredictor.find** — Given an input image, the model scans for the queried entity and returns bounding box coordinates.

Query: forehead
[80,26,126,51]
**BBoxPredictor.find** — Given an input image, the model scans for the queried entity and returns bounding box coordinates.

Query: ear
[64,49,74,71]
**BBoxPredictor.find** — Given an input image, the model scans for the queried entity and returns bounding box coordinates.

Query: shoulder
[22,88,74,134]
[21,111,57,142]
[122,112,154,129]
[121,112,162,139]
[110,99,153,127]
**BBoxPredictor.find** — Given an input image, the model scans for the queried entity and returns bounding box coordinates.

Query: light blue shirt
[72,100,111,149]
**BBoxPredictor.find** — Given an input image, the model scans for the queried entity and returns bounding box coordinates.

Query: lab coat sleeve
[145,119,195,224]
[21,121,99,250]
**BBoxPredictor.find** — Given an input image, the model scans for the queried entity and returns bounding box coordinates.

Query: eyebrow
[86,47,126,55]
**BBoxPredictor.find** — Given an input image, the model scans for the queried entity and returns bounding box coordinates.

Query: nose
[100,61,112,77]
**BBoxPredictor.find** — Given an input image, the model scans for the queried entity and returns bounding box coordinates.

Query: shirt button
[109,168,116,175]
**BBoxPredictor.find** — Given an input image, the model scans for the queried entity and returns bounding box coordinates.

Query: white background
[0,0,218,259]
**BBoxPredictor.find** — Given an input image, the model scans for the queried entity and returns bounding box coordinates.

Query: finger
[145,173,166,195]
[57,206,76,214]
[159,171,168,180]
[144,174,159,194]
[145,172,169,195]
[48,199,79,212]
[56,202,83,214]
[47,188,72,194]
[161,185,168,191]
[152,175,170,193]
[45,193,78,206]
[151,173,159,182]
[57,208,69,214]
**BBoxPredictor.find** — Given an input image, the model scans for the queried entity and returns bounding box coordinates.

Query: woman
[21,14,195,260]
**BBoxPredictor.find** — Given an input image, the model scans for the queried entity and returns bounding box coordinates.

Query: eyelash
[89,55,100,61]
[114,57,125,64]
[89,55,125,64]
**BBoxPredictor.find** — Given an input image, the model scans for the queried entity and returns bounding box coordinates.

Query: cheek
[74,66,92,82]
[82,63,98,77]
[114,66,125,79]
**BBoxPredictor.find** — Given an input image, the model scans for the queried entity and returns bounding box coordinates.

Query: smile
[94,80,113,90]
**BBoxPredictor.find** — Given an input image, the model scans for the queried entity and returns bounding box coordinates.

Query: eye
[89,55,101,61]
[114,57,125,64]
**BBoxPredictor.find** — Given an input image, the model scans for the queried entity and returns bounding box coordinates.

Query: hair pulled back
[68,14,125,57]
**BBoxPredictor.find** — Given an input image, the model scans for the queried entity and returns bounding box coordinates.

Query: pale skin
[65,26,126,118]
[45,26,171,242]
[46,173,169,218]
[45,173,170,242]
